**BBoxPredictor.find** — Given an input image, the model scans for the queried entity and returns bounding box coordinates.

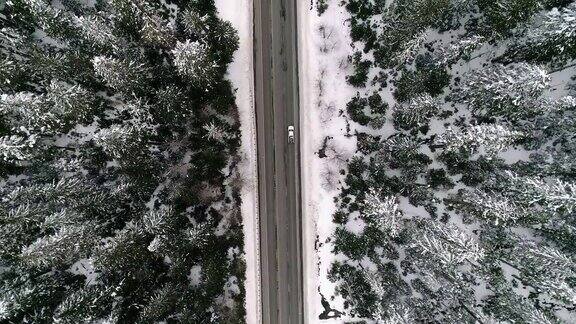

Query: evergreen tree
[141,12,175,48]
[436,124,521,157]
[449,188,523,226]
[92,55,150,94]
[392,93,439,130]
[330,0,576,320]
[374,135,431,180]
[484,279,557,324]
[452,63,550,118]
[0,0,244,321]
[362,188,402,237]
[137,283,184,323]
[73,15,121,49]
[52,285,117,323]
[181,8,207,38]
[20,223,99,270]
[409,219,484,269]
[509,241,576,304]
[476,0,543,36]
[501,171,576,215]
[0,134,37,163]
[433,35,485,66]
[504,2,576,63]
[171,39,218,87]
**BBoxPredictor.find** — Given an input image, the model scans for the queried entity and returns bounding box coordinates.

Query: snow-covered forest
[303,0,576,322]
[0,0,247,322]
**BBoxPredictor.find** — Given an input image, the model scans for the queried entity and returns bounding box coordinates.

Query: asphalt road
[253,0,303,321]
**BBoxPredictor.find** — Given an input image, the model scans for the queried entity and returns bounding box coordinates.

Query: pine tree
[501,171,576,215]
[436,124,521,157]
[392,93,439,130]
[0,134,37,163]
[362,188,402,237]
[449,188,523,226]
[374,135,430,179]
[171,40,218,87]
[378,304,414,324]
[505,2,576,63]
[533,145,576,181]
[0,92,58,133]
[484,280,557,324]
[180,8,208,38]
[0,177,116,261]
[1,0,243,320]
[434,35,485,65]
[143,205,176,236]
[0,203,44,260]
[212,19,240,64]
[92,223,156,280]
[517,96,576,150]
[476,0,543,36]
[152,85,192,125]
[138,283,184,323]
[73,15,120,49]
[19,223,98,270]
[396,30,427,65]
[453,63,550,118]
[0,271,77,323]
[92,55,150,94]
[93,124,146,161]
[46,80,98,128]
[0,54,28,92]
[409,219,484,269]
[141,12,175,48]
[185,222,211,249]
[22,0,77,39]
[52,285,116,323]
[509,241,576,304]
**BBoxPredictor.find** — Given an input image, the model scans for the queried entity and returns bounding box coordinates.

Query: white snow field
[215,1,260,323]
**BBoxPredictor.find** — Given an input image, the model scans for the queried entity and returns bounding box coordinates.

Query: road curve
[253,0,303,321]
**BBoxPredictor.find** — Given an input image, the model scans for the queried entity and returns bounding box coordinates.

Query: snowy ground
[300,1,576,322]
[215,1,260,323]
[298,1,359,322]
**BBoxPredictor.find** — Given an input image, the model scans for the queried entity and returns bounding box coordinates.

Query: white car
[288,125,295,144]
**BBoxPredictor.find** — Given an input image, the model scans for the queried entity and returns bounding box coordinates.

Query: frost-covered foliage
[0,0,244,322]
[434,35,486,65]
[172,40,217,87]
[73,15,120,48]
[410,220,484,268]
[0,135,37,162]
[392,93,439,130]
[436,124,522,156]
[503,2,576,64]
[326,0,576,321]
[92,55,150,93]
[362,189,402,237]
[452,63,550,117]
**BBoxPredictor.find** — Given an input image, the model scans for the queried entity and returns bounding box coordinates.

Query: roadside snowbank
[298,1,358,322]
[215,1,259,323]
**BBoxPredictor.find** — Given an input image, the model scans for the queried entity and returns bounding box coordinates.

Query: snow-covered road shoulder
[215,1,259,323]
[298,1,357,322]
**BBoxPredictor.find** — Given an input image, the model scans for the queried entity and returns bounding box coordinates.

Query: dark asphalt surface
[254,0,303,322]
